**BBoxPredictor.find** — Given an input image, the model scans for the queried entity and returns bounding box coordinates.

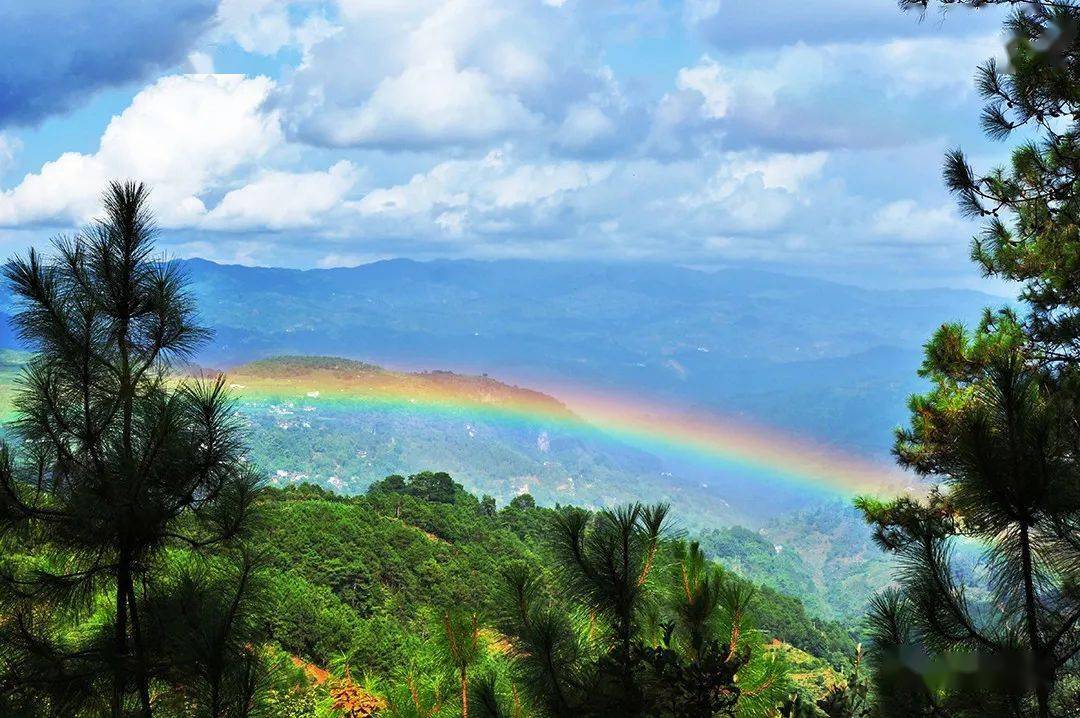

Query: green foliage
[860,7,1080,716]
[432,608,486,718]
[242,479,853,717]
[370,471,462,505]
[858,308,1080,716]
[507,493,536,511]
[491,506,798,717]
[263,569,364,667]
[0,182,264,717]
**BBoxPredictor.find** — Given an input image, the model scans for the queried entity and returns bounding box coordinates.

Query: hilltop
[228,354,575,420]
[225,355,743,526]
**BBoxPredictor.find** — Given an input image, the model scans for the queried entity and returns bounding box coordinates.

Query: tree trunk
[125,573,153,716]
[460,667,468,718]
[113,554,130,718]
[210,677,222,718]
[1019,522,1050,718]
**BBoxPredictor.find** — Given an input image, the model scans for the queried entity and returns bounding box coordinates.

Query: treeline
[254,477,858,717]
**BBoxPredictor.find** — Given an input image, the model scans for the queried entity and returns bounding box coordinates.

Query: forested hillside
[0,351,897,623]
[250,475,858,713]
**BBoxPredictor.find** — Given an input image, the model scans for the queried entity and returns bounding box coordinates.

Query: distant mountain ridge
[229,354,574,420]
[223,354,745,526]
[180,258,1001,455]
[0,257,1003,458]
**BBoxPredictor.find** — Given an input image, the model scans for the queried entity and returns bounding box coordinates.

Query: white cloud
[875,35,1006,98]
[727,152,829,192]
[661,36,1000,151]
[871,199,967,243]
[683,0,722,25]
[687,0,1006,50]
[676,57,732,119]
[356,148,612,235]
[215,0,294,54]
[0,72,369,236]
[0,74,283,228]
[187,51,216,73]
[679,151,828,232]
[283,0,622,150]
[320,63,541,147]
[0,133,21,176]
[555,103,617,151]
[214,0,339,59]
[687,151,827,203]
[204,160,360,230]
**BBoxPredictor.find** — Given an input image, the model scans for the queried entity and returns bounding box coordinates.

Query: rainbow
[226,362,911,498]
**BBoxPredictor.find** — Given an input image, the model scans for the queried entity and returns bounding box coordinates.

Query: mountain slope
[226,356,902,621]
[1,258,1001,456]
[253,480,859,682]
[226,355,745,525]
[180,258,1002,456]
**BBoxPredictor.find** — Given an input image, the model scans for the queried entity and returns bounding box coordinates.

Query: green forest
[4,2,1080,717]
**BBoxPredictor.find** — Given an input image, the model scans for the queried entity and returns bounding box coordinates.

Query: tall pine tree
[860,2,1080,717]
[0,182,263,717]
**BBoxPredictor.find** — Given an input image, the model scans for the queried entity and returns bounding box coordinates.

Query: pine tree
[857,4,1080,716]
[901,0,1080,362]
[858,311,1080,717]
[495,504,792,717]
[550,502,668,711]
[643,541,790,718]
[435,609,485,718]
[0,182,263,716]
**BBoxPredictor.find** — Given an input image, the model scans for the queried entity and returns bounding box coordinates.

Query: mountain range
[0,257,1000,456]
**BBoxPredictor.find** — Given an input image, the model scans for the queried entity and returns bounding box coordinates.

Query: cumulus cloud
[871,199,967,243]
[186,51,217,74]
[281,0,627,153]
[213,0,338,57]
[344,147,837,261]
[717,151,828,194]
[678,151,828,233]
[204,160,359,230]
[555,103,618,152]
[0,74,282,227]
[355,148,612,237]
[316,62,542,147]
[675,59,732,119]
[655,36,1002,152]
[0,0,218,127]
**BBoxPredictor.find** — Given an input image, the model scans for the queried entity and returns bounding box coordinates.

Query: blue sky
[0,0,1015,290]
